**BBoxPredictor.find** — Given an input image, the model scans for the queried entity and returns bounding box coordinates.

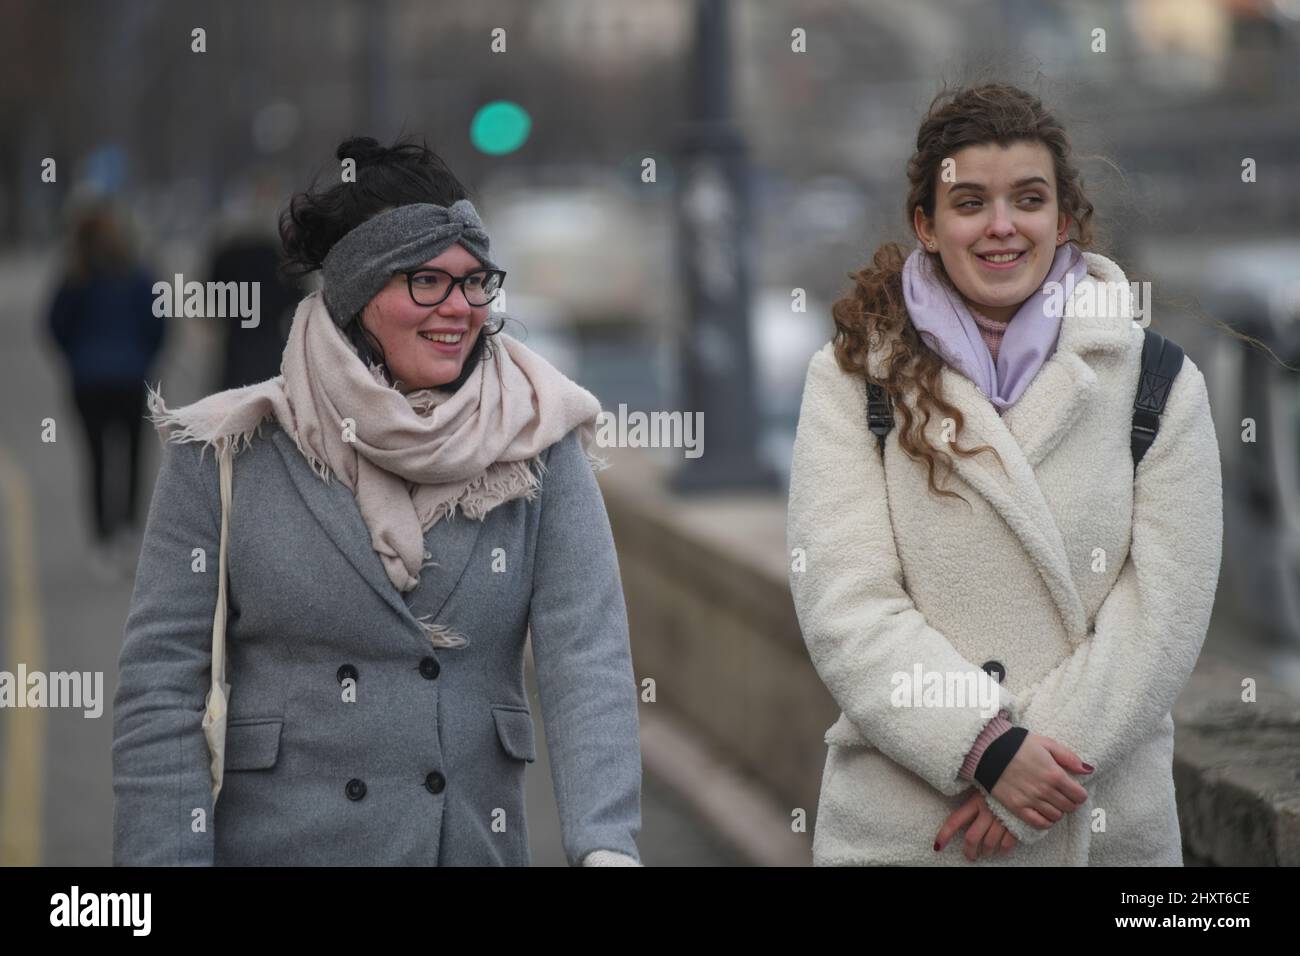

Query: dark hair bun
[336,136,386,167]
[279,134,470,281]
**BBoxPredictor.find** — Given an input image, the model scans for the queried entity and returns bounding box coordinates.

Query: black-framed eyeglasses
[396,268,507,308]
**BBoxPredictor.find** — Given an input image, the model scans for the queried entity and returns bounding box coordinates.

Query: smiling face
[359,243,492,391]
[913,140,1070,324]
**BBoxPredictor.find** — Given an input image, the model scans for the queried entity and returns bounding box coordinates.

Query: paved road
[0,248,739,867]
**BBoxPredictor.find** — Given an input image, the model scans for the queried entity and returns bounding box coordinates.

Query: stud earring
[928,241,937,250]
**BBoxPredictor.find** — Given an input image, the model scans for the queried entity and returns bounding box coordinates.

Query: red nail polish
[1082,763,1094,772]
[934,841,941,852]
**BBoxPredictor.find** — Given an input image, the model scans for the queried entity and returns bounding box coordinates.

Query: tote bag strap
[201,437,235,809]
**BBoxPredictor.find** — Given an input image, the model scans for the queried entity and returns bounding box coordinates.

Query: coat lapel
[267,428,484,635]
[928,369,1090,642]
[407,509,485,625]
[878,252,1138,646]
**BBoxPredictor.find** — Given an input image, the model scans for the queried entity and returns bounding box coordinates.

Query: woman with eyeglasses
[111,135,643,867]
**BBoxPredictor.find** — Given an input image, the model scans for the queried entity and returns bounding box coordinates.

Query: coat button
[981,660,1006,684]
[337,664,358,684]
[419,657,441,680]
[345,778,367,801]
[424,771,446,794]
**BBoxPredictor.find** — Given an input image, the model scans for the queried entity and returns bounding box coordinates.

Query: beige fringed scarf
[147,290,606,647]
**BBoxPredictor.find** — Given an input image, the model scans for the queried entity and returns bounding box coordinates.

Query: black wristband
[974,725,1029,792]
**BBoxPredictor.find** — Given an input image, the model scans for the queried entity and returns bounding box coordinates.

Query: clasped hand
[933,733,1093,861]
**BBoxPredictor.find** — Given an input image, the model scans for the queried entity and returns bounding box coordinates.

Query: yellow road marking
[0,442,45,865]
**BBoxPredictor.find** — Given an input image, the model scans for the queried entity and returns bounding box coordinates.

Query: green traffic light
[471,101,531,156]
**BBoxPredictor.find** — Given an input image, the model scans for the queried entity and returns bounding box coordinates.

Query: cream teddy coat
[786,252,1223,866]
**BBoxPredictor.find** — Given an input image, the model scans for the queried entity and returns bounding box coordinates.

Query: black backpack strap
[861,333,1183,471]
[865,379,894,454]
[1131,328,1185,470]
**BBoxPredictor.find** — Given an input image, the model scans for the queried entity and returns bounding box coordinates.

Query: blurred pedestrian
[46,202,164,579]
[206,173,298,390]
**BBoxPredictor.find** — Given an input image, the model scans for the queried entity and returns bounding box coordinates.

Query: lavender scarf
[901,242,1088,414]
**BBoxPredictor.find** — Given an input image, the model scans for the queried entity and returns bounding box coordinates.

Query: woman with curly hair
[787,84,1223,865]
[112,135,642,867]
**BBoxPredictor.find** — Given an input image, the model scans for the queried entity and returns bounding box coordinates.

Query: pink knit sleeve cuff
[959,709,1013,781]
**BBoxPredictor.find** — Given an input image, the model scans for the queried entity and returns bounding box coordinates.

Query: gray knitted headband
[320,199,500,326]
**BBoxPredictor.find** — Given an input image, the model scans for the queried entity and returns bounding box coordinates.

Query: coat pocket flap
[224,718,284,771]
[492,706,537,763]
[823,712,877,749]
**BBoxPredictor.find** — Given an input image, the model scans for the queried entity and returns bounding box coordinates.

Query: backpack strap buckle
[865,380,894,451]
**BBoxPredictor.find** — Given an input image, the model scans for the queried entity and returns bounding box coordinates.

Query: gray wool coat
[111,420,643,866]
